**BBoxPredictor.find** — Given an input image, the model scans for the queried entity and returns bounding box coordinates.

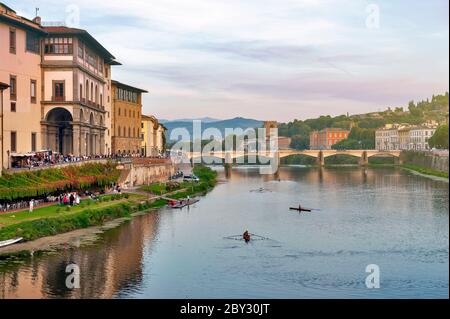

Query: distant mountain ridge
[164,117,264,141]
[160,117,220,124]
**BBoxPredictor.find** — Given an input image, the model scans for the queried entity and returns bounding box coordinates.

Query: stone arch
[79,109,84,122]
[44,107,74,155]
[89,113,95,126]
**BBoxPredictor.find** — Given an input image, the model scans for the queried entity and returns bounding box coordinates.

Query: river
[0,166,448,299]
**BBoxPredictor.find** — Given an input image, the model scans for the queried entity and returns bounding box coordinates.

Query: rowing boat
[170,199,199,209]
[0,237,23,248]
[289,207,312,212]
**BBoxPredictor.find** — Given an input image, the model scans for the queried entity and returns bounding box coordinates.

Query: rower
[243,230,251,242]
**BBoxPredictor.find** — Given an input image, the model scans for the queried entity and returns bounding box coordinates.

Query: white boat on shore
[0,237,23,248]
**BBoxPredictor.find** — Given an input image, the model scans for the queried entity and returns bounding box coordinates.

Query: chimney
[33,16,41,25]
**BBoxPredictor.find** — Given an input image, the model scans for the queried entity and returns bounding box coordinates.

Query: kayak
[0,237,23,248]
[289,207,312,212]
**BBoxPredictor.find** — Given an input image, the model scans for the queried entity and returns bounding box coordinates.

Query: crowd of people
[0,190,106,213]
[11,150,169,170]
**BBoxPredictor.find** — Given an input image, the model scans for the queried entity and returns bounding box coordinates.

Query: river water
[0,167,448,299]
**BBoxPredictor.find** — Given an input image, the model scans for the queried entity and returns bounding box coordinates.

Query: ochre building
[111,80,147,155]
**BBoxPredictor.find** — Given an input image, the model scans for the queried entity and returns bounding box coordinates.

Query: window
[128,127,131,137]
[30,80,37,103]
[10,102,16,112]
[53,81,65,101]
[78,42,84,59]
[31,133,37,152]
[11,131,17,152]
[118,126,121,137]
[26,32,40,54]
[80,84,83,100]
[86,50,98,68]
[44,37,73,54]
[9,28,16,54]
[118,108,121,116]
[10,75,17,101]
[86,80,89,101]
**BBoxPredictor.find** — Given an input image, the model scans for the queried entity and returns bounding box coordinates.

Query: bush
[0,162,120,201]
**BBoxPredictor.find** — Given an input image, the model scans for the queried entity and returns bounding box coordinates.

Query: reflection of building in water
[0,213,160,299]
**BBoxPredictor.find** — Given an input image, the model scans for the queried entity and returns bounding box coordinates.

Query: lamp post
[0,82,10,175]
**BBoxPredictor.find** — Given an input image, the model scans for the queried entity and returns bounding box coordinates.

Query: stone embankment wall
[400,150,449,172]
[118,159,177,188]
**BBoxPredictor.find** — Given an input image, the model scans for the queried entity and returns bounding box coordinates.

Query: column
[317,150,325,167]
[100,132,105,155]
[359,151,369,166]
[73,125,81,157]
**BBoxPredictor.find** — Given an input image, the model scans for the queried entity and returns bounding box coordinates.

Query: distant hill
[160,117,220,124]
[165,117,264,141]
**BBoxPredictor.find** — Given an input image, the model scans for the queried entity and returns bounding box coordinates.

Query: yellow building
[141,115,166,157]
[111,80,147,155]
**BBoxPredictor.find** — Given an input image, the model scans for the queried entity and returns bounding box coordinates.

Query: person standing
[29,199,34,213]
[69,193,75,206]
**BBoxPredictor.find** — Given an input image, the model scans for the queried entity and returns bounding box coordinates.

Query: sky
[7,0,449,122]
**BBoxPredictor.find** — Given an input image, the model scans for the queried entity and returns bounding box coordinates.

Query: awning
[10,153,36,157]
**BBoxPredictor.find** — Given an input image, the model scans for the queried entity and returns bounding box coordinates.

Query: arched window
[100,94,103,107]
[79,84,83,100]
[95,85,98,103]
[85,80,89,101]
[90,82,94,101]
[133,127,135,137]
[118,126,121,137]
[128,127,131,137]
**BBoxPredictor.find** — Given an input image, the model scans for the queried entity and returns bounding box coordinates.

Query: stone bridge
[184,149,402,166]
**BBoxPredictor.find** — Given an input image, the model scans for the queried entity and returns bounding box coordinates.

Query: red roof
[44,26,118,63]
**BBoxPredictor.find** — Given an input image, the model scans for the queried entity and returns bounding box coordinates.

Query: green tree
[428,125,449,149]
[290,135,310,150]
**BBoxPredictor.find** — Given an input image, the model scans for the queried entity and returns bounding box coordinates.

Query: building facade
[375,125,437,151]
[111,80,147,155]
[1,3,121,169]
[0,4,46,168]
[41,26,120,157]
[408,127,436,151]
[310,128,350,150]
[141,115,166,156]
[375,128,399,151]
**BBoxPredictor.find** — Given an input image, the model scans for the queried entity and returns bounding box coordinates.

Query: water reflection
[0,213,160,298]
[0,166,448,299]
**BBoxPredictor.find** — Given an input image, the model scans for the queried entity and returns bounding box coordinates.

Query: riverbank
[0,165,217,258]
[401,163,449,181]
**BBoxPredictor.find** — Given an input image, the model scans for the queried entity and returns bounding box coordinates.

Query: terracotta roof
[142,115,157,121]
[44,26,119,63]
[112,80,148,93]
[0,3,46,34]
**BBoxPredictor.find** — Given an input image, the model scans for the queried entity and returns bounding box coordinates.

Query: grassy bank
[0,195,166,243]
[401,163,449,179]
[0,165,218,247]
[140,165,218,198]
